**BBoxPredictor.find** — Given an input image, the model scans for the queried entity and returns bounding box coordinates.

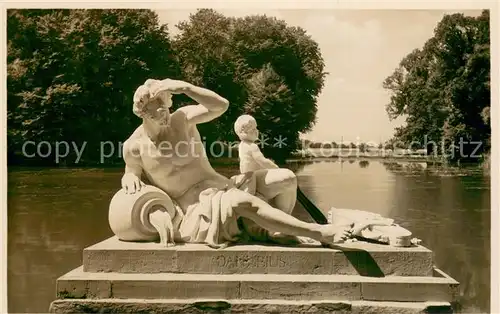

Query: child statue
[234,115,280,174]
[233,114,316,244]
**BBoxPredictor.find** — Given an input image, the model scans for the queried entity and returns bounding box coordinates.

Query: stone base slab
[57,266,458,302]
[49,298,455,313]
[83,236,433,276]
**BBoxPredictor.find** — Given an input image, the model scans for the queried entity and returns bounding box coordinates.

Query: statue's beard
[134,99,171,128]
[142,111,170,127]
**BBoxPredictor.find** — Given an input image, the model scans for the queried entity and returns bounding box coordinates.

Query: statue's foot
[318,224,353,244]
[318,221,384,245]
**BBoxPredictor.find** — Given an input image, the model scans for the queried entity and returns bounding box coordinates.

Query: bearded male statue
[108,78,355,248]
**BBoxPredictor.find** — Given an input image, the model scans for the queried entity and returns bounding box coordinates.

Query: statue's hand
[150,78,191,98]
[121,173,145,194]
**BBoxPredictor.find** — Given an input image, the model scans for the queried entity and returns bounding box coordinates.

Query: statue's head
[234,114,259,142]
[133,83,172,126]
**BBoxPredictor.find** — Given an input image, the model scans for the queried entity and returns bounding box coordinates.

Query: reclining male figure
[121,78,355,246]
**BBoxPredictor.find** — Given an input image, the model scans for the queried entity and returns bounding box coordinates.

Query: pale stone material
[327,208,414,247]
[360,268,459,302]
[51,80,462,314]
[82,236,434,276]
[233,114,303,239]
[239,280,361,301]
[108,185,179,242]
[56,266,458,302]
[234,114,279,174]
[49,299,454,314]
[110,78,356,247]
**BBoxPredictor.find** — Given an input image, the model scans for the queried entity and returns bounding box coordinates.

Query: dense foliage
[7,9,180,165]
[173,9,326,162]
[7,9,326,165]
[383,10,490,162]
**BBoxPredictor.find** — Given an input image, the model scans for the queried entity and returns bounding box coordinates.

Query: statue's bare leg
[248,168,309,244]
[230,189,350,244]
[254,169,297,215]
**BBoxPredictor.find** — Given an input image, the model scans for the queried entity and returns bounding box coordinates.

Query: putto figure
[234,114,280,173]
[108,78,355,248]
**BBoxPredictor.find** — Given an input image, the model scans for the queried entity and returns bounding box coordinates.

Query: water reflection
[294,161,490,313]
[287,160,314,173]
[382,160,427,172]
[292,160,397,218]
[7,161,491,313]
[8,169,119,313]
[359,160,370,168]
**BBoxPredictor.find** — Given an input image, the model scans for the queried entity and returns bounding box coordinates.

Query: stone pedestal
[49,237,459,313]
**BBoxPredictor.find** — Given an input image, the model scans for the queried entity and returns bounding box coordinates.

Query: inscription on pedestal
[211,255,287,269]
[83,239,435,276]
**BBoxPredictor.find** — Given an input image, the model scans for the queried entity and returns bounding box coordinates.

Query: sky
[156,9,483,144]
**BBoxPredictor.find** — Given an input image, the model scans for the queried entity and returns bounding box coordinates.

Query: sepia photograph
[2,2,498,313]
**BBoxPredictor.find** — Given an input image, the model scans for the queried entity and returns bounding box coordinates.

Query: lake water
[7,160,491,313]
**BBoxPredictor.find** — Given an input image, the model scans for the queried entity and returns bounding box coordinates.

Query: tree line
[8,9,490,166]
[303,140,372,150]
[7,9,326,166]
[383,10,490,163]
[301,140,418,152]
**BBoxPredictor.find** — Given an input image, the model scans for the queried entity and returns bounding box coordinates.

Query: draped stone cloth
[174,173,259,248]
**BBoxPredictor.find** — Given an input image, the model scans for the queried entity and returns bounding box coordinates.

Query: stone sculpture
[233,114,307,242]
[108,78,356,247]
[231,114,418,247]
[234,114,280,174]
[327,207,421,247]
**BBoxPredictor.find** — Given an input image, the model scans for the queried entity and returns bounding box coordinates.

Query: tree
[173,9,326,162]
[7,9,180,165]
[383,10,490,161]
[358,142,367,153]
[301,139,311,149]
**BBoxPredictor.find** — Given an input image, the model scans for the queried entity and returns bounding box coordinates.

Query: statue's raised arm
[141,78,229,125]
[111,77,361,249]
